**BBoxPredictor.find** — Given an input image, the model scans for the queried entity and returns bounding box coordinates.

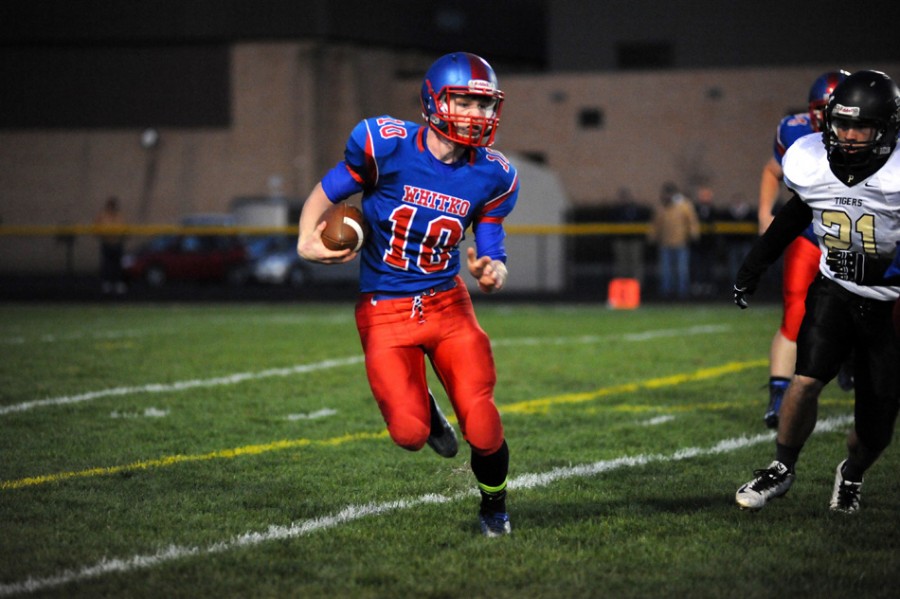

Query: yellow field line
[503,359,767,414]
[2,359,769,491]
[0,431,388,491]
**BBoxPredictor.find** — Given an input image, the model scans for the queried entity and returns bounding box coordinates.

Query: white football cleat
[829,460,863,514]
[736,460,794,510]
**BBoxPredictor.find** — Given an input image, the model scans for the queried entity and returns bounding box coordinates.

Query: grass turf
[0,301,897,598]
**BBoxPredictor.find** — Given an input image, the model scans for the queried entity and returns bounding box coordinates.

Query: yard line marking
[287,408,338,421]
[640,415,676,426]
[0,356,365,416]
[0,313,354,346]
[503,359,767,414]
[0,414,853,597]
[490,324,730,347]
[0,329,148,346]
[109,407,170,419]
[0,430,389,490]
[2,325,731,417]
[1,358,764,491]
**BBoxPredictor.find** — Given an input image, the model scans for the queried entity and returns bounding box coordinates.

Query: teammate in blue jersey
[734,70,900,514]
[297,52,519,537]
[756,70,850,429]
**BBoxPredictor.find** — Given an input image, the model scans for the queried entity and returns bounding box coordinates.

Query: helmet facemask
[808,99,828,132]
[420,52,505,148]
[825,112,894,182]
[424,84,504,147]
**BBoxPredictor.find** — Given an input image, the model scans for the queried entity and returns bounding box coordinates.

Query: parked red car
[122,234,249,287]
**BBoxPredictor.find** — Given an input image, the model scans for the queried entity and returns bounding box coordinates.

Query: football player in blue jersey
[297,52,518,536]
[756,70,850,429]
[734,70,900,514]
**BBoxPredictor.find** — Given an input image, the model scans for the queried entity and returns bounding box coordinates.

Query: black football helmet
[823,70,900,183]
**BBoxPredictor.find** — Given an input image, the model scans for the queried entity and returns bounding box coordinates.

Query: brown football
[320,203,368,252]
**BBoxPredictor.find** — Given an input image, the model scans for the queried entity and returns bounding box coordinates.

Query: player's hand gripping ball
[320,203,368,252]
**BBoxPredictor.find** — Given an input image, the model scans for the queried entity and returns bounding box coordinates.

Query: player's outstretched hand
[467,247,507,293]
[733,285,751,309]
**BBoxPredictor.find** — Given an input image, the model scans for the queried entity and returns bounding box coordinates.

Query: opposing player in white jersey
[732,70,900,513]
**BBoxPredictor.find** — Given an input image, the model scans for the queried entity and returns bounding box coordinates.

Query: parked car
[246,235,359,289]
[122,234,249,287]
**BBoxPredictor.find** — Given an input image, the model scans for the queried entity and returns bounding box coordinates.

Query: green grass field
[1,300,897,598]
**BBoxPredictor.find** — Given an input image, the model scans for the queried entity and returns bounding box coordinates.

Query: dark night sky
[3,0,899,129]
[0,0,546,67]
[4,0,900,72]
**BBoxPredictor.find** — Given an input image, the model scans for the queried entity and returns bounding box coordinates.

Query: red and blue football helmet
[808,70,850,131]
[420,52,504,147]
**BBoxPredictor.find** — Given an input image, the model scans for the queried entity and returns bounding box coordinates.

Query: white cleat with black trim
[829,460,863,514]
[736,460,794,510]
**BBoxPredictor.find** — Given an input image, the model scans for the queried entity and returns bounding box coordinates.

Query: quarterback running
[297,52,519,536]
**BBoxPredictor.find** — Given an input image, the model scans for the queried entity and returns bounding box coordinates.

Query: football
[320,203,368,252]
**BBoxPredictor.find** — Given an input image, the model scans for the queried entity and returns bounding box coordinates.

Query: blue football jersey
[340,116,519,295]
[774,112,818,244]
[774,112,815,165]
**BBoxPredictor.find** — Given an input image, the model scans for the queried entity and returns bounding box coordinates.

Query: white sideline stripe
[0,357,364,416]
[640,415,676,426]
[287,408,338,421]
[0,330,148,346]
[2,325,730,417]
[490,324,730,347]
[0,414,853,597]
[0,315,354,345]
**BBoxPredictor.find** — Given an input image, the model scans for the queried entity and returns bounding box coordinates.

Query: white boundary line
[1,325,730,417]
[0,414,852,597]
[0,357,364,416]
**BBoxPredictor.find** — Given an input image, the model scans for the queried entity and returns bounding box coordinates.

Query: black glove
[825,249,865,283]
[826,248,896,285]
[733,285,751,309]
[733,265,761,310]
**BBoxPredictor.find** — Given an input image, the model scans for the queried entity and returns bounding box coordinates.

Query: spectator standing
[94,196,127,295]
[610,187,649,286]
[647,182,700,299]
[723,192,756,282]
[691,185,723,297]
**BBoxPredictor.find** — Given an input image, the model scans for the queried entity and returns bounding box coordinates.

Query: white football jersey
[783,132,900,301]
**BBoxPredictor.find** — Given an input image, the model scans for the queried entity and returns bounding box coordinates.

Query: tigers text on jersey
[343,116,518,295]
[783,133,900,301]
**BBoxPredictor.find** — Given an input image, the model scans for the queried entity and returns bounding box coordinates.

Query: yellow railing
[0,222,758,238]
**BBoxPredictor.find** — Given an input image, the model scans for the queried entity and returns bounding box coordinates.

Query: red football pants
[781,236,821,342]
[355,276,503,455]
